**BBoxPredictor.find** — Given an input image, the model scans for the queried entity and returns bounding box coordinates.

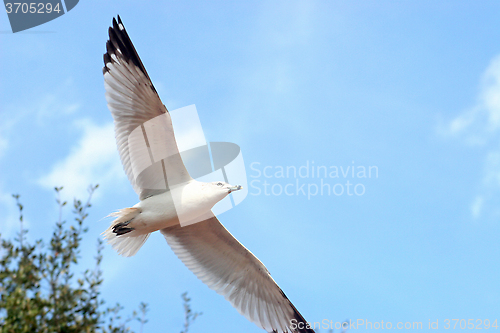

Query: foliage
[180,292,201,333]
[0,185,149,333]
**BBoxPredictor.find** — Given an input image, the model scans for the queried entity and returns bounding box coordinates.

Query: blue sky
[1,1,500,332]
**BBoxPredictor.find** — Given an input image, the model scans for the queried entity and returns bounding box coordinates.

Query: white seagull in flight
[102,16,315,333]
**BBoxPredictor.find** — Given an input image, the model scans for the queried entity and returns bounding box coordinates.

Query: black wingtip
[279,289,316,333]
[103,16,155,85]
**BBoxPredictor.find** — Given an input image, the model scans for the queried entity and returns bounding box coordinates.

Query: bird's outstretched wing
[161,215,315,333]
[103,16,192,199]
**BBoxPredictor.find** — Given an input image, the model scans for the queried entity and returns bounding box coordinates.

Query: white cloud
[480,57,500,131]
[471,196,484,220]
[0,135,7,159]
[470,148,500,220]
[38,120,125,200]
[0,104,22,161]
[444,55,500,219]
[483,150,500,187]
[36,78,81,124]
[444,55,500,142]
[0,78,81,165]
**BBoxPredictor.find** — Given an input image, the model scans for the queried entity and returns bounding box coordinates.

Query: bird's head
[202,181,242,203]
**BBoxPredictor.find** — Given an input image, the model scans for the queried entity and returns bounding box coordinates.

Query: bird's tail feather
[102,207,149,257]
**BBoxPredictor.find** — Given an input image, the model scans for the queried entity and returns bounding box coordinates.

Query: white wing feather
[161,215,314,333]
[103,17,192,198]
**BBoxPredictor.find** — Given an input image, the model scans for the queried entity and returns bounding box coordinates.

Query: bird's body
[132,191,181,232]
[102,16,316,333]
[105,180,231,237]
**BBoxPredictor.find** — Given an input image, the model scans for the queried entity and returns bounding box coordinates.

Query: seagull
[102,16,316,333]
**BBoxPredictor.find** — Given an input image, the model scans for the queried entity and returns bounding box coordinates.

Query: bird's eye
[216,182,223,186]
